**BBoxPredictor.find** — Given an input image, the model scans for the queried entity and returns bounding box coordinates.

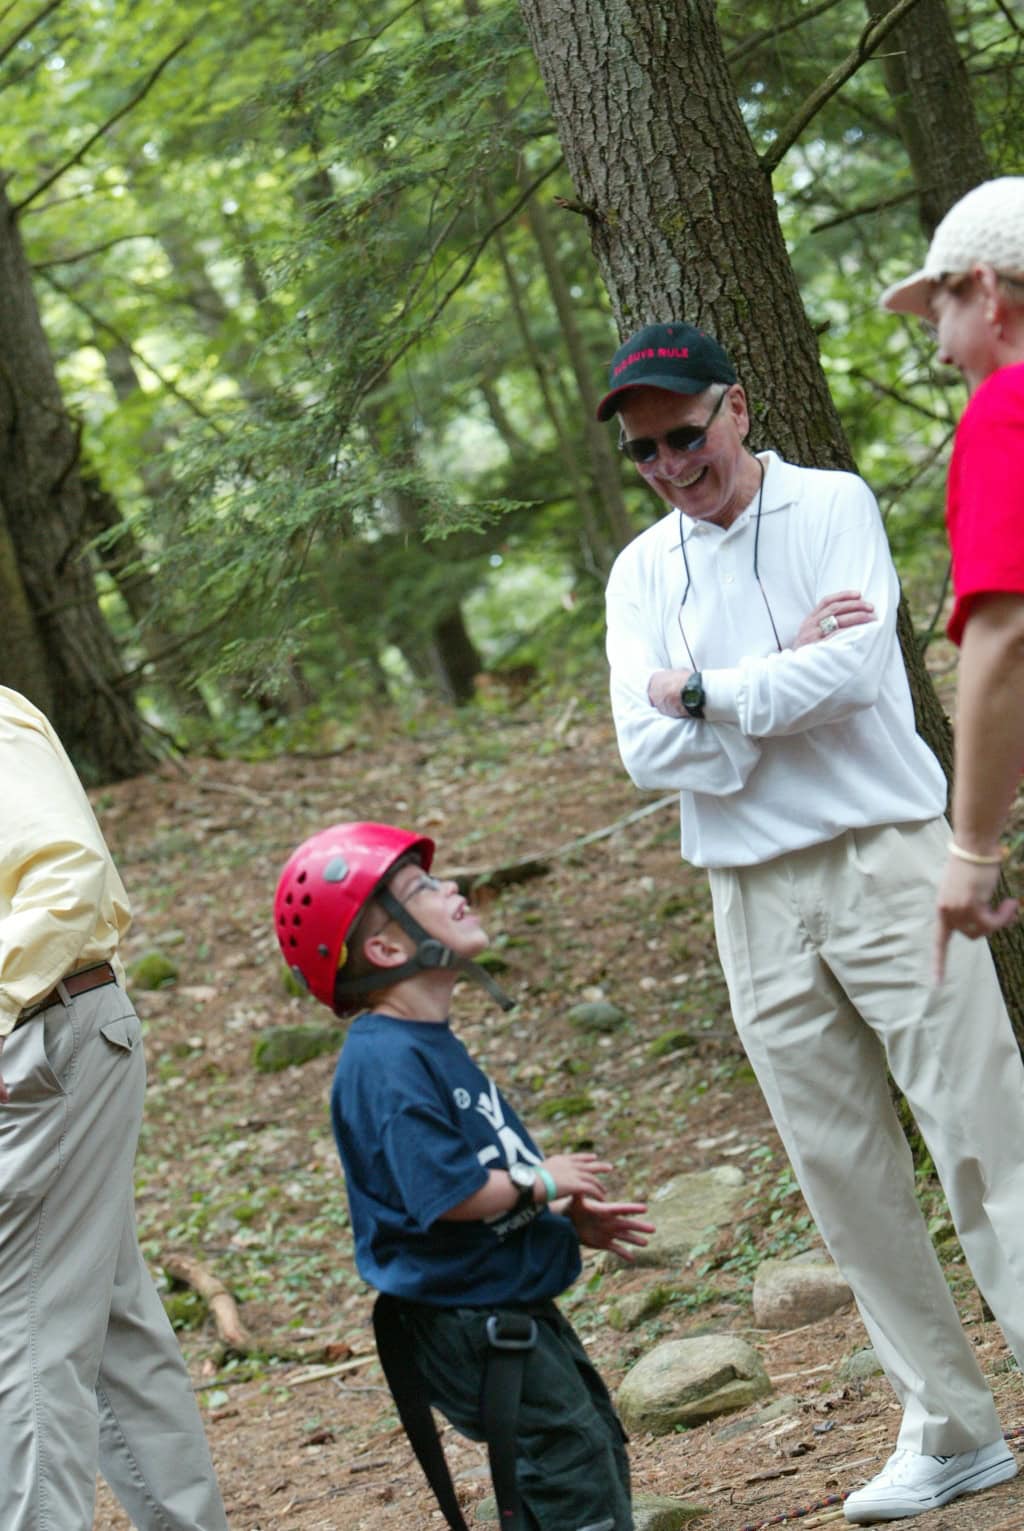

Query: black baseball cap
[595,322,737,421]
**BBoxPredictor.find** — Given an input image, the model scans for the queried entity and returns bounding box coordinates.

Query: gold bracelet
[948,840,1007,867]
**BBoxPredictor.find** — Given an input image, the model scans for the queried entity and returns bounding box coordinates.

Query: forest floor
[87,673,1024,1531]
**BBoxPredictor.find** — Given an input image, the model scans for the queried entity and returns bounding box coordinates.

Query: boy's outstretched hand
[567,1196,655,1262]
[541,1152,614,1202]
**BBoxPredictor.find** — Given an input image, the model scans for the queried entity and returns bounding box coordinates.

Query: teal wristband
[537,1167,557,1203]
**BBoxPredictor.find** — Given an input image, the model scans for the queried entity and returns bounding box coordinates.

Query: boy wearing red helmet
[274,822,652,1531]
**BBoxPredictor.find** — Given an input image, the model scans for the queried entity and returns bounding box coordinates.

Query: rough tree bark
[517,0,1024,1039]
[0,183,152,781]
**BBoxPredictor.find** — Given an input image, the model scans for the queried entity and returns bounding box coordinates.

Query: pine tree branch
[848,367,954,426]
[31,232,157,268]
[0,0,63,71]
[356,159,562,403]
[38,270,225,432]
[993,0,1022,36]
[725,0,846,67]
[12,37,190,214]
[810,187,917,232]
[760,0,926,176]
[114,610,234,685]
[916,558,952,655]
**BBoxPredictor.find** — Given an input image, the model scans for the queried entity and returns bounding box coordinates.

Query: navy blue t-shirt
[330,1012,582,1305]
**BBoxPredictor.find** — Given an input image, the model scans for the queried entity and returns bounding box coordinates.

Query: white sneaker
[843,1440,1017,1523]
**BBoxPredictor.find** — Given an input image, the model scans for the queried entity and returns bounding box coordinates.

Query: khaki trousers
[709,817,1024,1455]
[0,981,228,1530]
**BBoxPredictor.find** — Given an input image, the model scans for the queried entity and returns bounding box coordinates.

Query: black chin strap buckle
[418,937,453,968]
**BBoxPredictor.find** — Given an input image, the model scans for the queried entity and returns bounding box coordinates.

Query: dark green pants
[395,1300,633,1531]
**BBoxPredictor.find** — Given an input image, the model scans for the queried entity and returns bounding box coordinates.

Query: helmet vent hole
[296,870,307,884]
[301,894,312,906]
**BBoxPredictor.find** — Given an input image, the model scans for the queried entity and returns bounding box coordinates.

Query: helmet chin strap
[333,888,514,1012]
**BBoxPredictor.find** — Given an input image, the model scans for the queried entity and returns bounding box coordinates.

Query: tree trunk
[517,0,1024,1041]
[864,0,990,237]
[488,215,612,576]
[0,508,53,709]
[362,407,484,705]
[517,0,850,467]
[0,183,152,781]
[524,194,634,553]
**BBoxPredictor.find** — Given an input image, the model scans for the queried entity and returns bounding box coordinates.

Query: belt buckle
[485,1313,537,1351]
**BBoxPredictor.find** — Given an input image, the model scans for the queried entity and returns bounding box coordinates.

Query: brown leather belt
[14,962,118,1030]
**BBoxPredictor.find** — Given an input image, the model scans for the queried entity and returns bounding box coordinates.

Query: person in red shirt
[883,177,1024,979]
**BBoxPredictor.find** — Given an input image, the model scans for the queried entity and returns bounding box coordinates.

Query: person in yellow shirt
[0,686,228,1530]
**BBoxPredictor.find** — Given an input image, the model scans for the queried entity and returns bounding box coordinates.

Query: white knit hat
[881,177,1024,317]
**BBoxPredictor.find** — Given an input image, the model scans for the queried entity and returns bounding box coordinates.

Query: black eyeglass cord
[676,457,782,670]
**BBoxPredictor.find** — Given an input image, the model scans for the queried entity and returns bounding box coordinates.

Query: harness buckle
[485,1312,537,1351]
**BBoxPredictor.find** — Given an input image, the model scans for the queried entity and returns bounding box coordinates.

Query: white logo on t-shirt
[474,1076,540,1170]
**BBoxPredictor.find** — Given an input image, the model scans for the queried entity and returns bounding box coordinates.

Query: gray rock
[714,1394,801,1441]
[567,1000,629,1033]
[617,1334,772,1434]
[752,1252,853,1329]
[627,1166,746,1269]
[633,1496,708,1529]
[607,1285,673,1332]
[839,1346,884,1382]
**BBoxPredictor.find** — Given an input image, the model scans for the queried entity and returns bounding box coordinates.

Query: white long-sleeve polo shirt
[605,452,947,869]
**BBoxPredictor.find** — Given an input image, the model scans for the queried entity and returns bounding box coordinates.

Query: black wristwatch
[508,1163,538,1214]
[681,672,706,719]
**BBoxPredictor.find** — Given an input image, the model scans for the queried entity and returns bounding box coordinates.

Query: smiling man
[599,322,1024,1524]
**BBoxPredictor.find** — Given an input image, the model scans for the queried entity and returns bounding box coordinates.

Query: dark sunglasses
[618,387,729,465]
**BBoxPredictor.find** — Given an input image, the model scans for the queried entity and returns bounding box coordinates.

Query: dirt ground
[86,686,1024,1531]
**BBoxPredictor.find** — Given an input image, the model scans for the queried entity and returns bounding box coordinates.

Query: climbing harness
[372,1294,537,1531]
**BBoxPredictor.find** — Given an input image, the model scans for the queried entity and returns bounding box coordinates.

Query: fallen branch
[164,1251,340,1366]
[287,1355,378,1387]
[194,777,273,808]
[449,793,677,892]
[164,1253,254,1351]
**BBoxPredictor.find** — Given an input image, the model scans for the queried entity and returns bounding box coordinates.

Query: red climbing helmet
[274,822,435,1008]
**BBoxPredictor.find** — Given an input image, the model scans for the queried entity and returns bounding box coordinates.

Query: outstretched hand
[541,1153,613,1203]
[567,1197,655,1262]
[934,855,1018,983]
[793,591,875,650]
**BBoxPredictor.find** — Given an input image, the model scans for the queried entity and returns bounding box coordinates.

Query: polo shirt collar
[676,450,797,546]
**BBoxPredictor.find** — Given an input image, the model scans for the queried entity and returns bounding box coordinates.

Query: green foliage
[534,1091,594,1121]
[1,0,1021,738]
[129,951,180,990]
[647,1028,697,1060]
[251,1025,347,1073]
[163,1289,209,1332]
